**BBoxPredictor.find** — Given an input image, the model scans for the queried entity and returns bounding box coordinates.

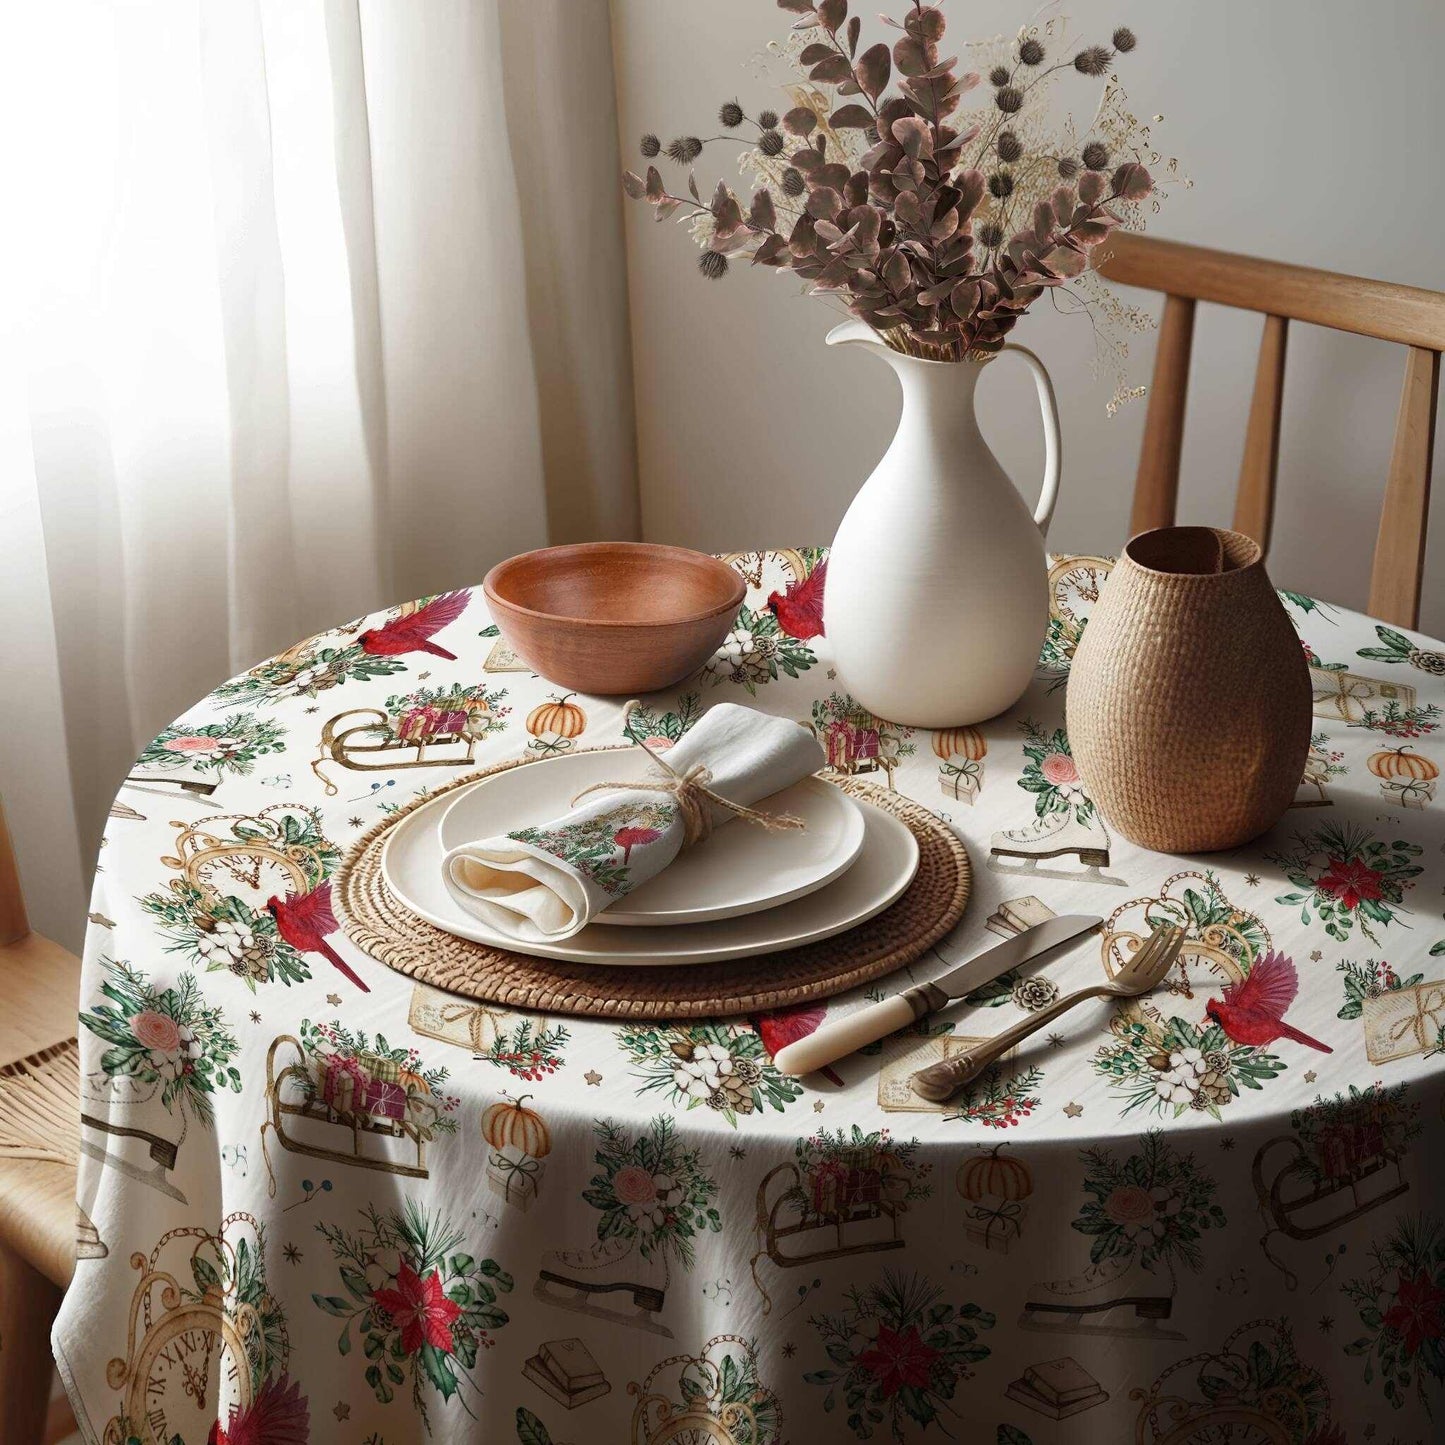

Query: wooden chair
[0,799,83,1443]
[1096,232,1442,629]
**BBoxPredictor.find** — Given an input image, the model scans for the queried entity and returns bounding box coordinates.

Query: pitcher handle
[1001,343,1062,535]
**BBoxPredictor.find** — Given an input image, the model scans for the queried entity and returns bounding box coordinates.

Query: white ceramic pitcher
[823,320,1062,728]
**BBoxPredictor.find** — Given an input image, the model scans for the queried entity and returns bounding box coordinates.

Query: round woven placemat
[333,751,971,1020]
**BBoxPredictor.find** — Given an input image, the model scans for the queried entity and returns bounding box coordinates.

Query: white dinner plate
[378,785,919,967]
[434,749,866,926]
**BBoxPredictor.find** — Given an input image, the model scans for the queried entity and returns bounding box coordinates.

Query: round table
[57,550,1445,1445]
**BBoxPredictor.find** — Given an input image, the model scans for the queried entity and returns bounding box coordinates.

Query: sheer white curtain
[0,0,640,948]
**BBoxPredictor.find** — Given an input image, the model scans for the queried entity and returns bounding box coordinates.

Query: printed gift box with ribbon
[314,1054,368,1117]
[1318,1120,1387,1181]
[1363,980,1445,1064]
[939,759,982,803]
[808,1149,886,1217]
[1309,666,1417,724]
[1382,777,1436,810]
[354,1050,407,1125]
[822,720,880,772]
[485,1147,544,1210]
[398,706,469,743]
[962,1189,1029,1254]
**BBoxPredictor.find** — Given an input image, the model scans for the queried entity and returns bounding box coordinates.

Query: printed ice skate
[534,1235,672,1337]
[988,809,1127,886]
[1019,1251,1184,1339]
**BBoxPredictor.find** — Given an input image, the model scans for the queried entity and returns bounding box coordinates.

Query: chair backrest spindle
[1130,292,1195,537]
[1232,314,1289,554]
[1097,232,1442,629]
[1370,345,1439,627]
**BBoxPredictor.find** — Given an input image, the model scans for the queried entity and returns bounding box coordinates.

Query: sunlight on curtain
[0,0,638,947]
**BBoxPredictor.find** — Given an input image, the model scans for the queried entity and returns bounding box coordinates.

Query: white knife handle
[773,990,931,1077]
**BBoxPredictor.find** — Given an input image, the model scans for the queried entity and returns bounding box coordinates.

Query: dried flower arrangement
[623,1,1180,396]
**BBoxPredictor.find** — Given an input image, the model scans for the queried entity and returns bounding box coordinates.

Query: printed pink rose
[1104,1185,1154,1227]
[162,735,215,752]
[1040,752,1078,787]
[132,1010,181,1052]
[612,1164,658,1206]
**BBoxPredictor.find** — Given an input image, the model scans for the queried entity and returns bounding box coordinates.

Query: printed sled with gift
[259,1033,451,1189]
[749,1136,921,1310]
[311,684,508,794]
[1251,1085,1415,1286]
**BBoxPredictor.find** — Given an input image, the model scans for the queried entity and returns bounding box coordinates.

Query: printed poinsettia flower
[1316,857,1386,910]
[1382,1268,1445,1356]
[1039,752,1079,787]
[856,1323,940,1398]
[372,1260,463,1356]
[614,825,663,863]
[132,1009,181,1053]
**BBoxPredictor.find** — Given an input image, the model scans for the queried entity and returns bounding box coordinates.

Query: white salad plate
[434,748,866,926]
[379,783,919,968]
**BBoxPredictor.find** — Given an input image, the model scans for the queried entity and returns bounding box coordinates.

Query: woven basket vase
[1065,526,1311,852]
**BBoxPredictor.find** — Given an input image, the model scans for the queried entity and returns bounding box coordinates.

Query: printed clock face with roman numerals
[131,1308,247,1445]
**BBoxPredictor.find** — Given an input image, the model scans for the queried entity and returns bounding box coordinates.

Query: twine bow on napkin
[440,699,825,944]
[567,701,806,849]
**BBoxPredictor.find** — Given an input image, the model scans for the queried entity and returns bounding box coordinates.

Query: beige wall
[612,0,1445,637]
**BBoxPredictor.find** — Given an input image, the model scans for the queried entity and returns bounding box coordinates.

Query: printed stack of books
[1004,1356,1108,1419]
[523,1337,611,1409]
[985,895,1056,939]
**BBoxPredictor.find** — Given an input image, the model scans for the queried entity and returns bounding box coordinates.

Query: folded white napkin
[441,703,824,943]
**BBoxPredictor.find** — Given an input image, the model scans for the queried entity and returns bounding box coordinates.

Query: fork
[910,923,1185,1103]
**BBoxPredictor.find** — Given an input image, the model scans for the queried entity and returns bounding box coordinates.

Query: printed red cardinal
[1205,950,1331,1053]
[614,825,663,864]
[267,881,369,992]
[754,1004,844,1085]
[358,589,470,660]
[208,1372,310,1445]
[766,559,827,641]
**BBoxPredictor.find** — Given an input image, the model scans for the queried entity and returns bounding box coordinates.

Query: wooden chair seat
[0,1155,79,1292]
[1096,232,1440,629]
[0,804,82,1441]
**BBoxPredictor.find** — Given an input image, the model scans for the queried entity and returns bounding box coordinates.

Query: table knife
[771,914,1102,1078]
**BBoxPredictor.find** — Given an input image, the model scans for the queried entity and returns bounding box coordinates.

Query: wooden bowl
[483,542,745,695]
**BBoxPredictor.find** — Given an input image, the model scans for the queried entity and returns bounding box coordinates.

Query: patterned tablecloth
[55,550,1445,1445]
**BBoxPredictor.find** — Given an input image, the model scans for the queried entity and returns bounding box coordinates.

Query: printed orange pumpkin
[1367,746,1439,782]
[526,695,586,740]
[932,725,986,763]
[956,1145,1031,1203]
[480,1095,551,1158]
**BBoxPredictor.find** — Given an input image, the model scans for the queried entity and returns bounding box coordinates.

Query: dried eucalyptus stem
[623,2,1163,365]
